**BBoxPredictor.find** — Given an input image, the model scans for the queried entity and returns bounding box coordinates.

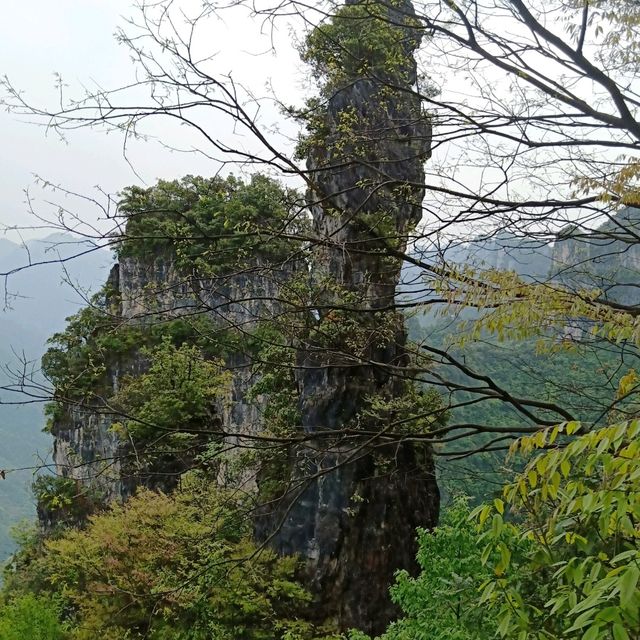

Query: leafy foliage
[42,292,229,422]
[354,418,640,640]
[354,498,496,640]
[0,594,66,640]
[300,0,421,90]
[118,174,305,273]
[564,0,640,74]
[111,338,230,443]
[32,476,101,528]
[41,292,137,409]
[359,384,447,436]
[246,323,300,438]
[42,291,232,402]
[473,420,640,639]
[41,302,241,510]
[4,475,336,640]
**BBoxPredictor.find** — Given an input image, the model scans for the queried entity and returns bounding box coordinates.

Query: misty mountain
[0,234,110,560]
[402,207,640,319]
[552,207,640,307]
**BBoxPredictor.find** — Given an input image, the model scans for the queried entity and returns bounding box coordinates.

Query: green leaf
[478,504,492,525]
[596,607,620,623]
[582,624,601,640]
[497,611,512,637]
[491,514,504,537]
[620,566,639,608]
[499,543,511,571]
[481,542,492,565]
[612,623,630,640]
[479,580,496,604]
[566,421,581,435]
[567,608,595,632]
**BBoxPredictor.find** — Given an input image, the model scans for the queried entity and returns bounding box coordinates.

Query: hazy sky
[0,0,304,240]
[2,0,614,246]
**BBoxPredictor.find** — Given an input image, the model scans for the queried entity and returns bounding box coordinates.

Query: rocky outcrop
[50,254,295,504]
[51,406,130,504]
[257,0,439,634]
[46,0,440,633]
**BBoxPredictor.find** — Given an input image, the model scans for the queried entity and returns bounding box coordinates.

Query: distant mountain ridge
[404,208,640,502]
[402,206,640,309]
[0,233,110,560]
[552,207,640,306]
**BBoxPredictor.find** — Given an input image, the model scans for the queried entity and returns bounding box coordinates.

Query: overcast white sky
[0,0,304,240]
[3,0,628,248]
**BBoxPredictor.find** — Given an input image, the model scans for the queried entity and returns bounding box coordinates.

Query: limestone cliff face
[51,407,130,505]
[47,0,440,633]
[49,255,293,503]
[259,0,439,633]
[300,0,430,429]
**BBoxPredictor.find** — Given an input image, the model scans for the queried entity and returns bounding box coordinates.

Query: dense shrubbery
[41,294,138,410]
[42,298,231,424]
[0,594,66,640]
[43,300,229,395]
[471,421,640,640]
[2,474,338,640]
[117,174,305,274]
[362,497,496,640]
[300,0,421,90]
[7,390,640,640]
[32,476,102,528]
[111,338,229,443]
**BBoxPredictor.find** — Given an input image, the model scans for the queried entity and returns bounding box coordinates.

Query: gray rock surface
[47,0,440,633]
[258,0,439,633]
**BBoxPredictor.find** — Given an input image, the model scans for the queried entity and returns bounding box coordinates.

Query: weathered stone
[258,0,439,633]
[49,254,295,504]
[46,0,439,634]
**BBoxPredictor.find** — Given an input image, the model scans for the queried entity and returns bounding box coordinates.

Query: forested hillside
[404,214,640,500]
[409,316,637,502]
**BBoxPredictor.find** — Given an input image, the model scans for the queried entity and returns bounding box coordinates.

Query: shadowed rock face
[301,0,431,430]
[259,0,439,633]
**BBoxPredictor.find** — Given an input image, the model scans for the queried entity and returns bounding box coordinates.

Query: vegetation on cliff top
[117,173,306,274]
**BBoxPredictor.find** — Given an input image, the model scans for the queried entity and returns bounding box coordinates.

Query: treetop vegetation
[300,0,423,89]
[2,474,339,640]
[117,173,306,276]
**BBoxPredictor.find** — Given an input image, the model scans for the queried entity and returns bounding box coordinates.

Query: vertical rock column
[266,0,439,634]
